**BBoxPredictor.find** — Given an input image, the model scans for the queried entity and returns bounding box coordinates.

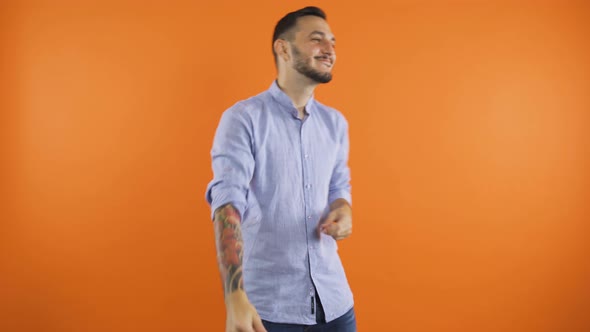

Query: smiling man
[206,7,356,332]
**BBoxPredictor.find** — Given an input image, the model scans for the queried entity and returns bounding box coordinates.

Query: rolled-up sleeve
[328,115,352,206]
[205,106,254,220]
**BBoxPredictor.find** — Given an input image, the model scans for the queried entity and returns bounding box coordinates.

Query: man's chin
[310,71,333,84]
[316,75,333,84]
[295,64,333,84]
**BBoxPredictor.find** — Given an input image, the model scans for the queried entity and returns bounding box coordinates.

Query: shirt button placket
[301,117,318,317]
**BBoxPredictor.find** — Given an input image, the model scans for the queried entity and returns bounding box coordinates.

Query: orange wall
[2,1,590,331]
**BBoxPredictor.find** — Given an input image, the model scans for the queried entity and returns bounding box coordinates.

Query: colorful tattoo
[214,204,244,295]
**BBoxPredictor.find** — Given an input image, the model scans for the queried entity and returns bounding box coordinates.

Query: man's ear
[274,39,290,62]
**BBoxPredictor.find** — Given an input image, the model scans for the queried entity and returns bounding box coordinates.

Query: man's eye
[312,38,321,42]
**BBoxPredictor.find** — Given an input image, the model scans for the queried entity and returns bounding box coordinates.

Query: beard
[291,45,333,84]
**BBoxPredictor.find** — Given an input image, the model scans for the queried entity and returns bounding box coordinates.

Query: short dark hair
[272,6,327,64]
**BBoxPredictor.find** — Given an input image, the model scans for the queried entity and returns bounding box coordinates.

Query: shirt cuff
[328,190,352,207]
[207,187,247,221]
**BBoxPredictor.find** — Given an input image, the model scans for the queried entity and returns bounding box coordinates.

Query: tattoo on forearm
[214,204,244,295]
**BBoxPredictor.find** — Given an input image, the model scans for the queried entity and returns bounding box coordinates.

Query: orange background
[2,1,590,331]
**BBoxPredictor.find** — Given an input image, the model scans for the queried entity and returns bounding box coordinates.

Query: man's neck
[276,75,317,118]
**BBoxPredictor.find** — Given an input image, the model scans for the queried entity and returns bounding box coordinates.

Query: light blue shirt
[206,81,353,324]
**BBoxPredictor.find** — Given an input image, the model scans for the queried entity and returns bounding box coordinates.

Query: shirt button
[305,184,311,189]
[307,215,312,219]
[304,154,309,159]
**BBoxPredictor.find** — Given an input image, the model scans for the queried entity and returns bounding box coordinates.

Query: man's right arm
[206,108,266,332]
[214,203,245,295]
[213,203,266,332]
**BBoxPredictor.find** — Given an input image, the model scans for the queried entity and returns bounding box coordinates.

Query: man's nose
[322,41,335,55]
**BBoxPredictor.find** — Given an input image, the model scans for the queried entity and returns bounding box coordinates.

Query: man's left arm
[320,116,353,240]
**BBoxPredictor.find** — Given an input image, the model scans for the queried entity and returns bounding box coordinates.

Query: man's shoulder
[313,99,348,125]
[225,90,270,116]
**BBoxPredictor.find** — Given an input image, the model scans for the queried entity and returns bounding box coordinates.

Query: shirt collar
[268,80,316,117]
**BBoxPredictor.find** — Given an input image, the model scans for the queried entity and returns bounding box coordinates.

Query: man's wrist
[225,289,249,306]
[330,198,351,211]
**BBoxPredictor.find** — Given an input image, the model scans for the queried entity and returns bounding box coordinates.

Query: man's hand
[318,199,352,240]
[225,290,267,332]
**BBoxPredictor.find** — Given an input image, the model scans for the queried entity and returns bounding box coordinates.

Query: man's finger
[321,212,337,226]
[252,315,267,332]
[323,222,340,237]
[318,212,336,234]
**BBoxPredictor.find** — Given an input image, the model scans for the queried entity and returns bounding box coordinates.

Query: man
[206,6,356,332]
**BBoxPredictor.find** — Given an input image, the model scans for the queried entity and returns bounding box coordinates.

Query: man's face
[288,16,336,84]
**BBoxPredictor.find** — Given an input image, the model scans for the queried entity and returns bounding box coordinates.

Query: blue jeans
[261,293,356,332]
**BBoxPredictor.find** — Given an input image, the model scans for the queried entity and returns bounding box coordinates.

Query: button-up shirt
[206,81,353,324]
